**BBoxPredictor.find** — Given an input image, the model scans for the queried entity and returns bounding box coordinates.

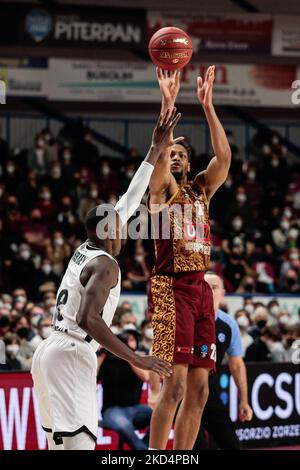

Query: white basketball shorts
[31,331,98,445]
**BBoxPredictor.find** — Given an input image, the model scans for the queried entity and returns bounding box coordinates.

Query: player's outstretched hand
[152,107,184,151]
[197,65,215,109]
[133,354,172,378]
[156,67,181,106]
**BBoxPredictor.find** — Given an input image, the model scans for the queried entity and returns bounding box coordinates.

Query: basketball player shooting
[148,66,232,450]
[31,108,183,451]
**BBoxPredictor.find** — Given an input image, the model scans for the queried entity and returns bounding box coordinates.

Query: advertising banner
[0,58,48,97]
[48,58,299,107]
[1,365,299,449]
[272,16,300,57]
[148,12,273,55]
[217,363,300,447]
[0,4,146,49]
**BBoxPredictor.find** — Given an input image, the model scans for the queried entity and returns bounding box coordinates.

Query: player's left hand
[239,402,253,422]
[151,107,184,150]
[197,65,215,109]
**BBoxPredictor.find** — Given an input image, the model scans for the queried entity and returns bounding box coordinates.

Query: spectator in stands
[45,232,71,276]
[120,312,138,330]
[123,245,150,292]
[27,134,55,175]
[245,325,288,363]
[234,309,253,357]
[98,331,152,450]
[138,319,153,355]
[248,305,269,340]
[0,332,22,371]
[22,208,50,254]
[35,259,60,294]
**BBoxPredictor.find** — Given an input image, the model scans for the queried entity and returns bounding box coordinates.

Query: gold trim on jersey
[151,275,176,363]
[146,187,180,214]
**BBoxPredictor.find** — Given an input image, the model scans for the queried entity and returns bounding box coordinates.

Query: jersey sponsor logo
[184,223,210,242]
[200,344,208,358]
[71,250,88,265]
[176,346,194,354]
[218,332,226,343]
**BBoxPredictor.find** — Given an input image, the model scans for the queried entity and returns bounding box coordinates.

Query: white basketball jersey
[52,240,121,351]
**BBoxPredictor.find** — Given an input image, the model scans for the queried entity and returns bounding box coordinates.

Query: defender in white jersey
[31,108,183,450]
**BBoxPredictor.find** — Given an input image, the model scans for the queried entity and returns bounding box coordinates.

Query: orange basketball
[148,27,193,70]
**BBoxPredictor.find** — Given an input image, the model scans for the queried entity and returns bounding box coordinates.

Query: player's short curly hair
[176,139,192,160]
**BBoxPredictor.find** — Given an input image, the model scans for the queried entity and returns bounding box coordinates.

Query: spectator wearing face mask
[267,300,281,323]
[36,186,57,223]
[98,331,152,450]
[123,246,150,292]
[0,333,22,371]
[245,325,288,363]
[120,312,138,331]
[235,310,253,357]
[27,134,54,175]
[45,232,71,276]
[248,306,269,340]
[272,217,296,251]
[22,208,50,254]
[9,244,38,298]
[280,268,300,294]
[35,259,60,294]
[43,163,66,200]
[57,196,81,238]
[139,319,153,355]
[236,275,257,294]
[78,182,102,223]
[30,315,53,350]
[223,252,248,292]
[227,187,252,224]
[4,160,22,195]
[282,325,300,362]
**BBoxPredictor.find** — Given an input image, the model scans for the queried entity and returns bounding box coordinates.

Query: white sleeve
[115,161,154,226]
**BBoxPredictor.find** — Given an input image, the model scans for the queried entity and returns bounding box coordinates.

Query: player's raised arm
[194,65,231,200]
[76,256,171,378]
[115,107,183,222]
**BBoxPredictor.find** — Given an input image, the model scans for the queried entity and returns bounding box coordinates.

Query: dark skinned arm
[77,256,171,377]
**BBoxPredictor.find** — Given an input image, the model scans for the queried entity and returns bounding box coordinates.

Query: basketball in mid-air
[148,27,193,70]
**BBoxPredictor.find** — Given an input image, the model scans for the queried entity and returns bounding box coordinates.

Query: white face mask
[42,265,52,275]
[20,250,30,260]
[135,255,144,263]
[236,193,246,204]
[35,149,44,158]
[126,170,134,179]
[279,315,289,325]
[280,220,290,231]
[7,344,19,357]
[54,238,64,246]
[90,190,98,199]
[42,326,52,339]
[122,323,136,332]
[110,326,120,335]
[284,209,292,219]
[244,304,254,315]
[290,253,299,261]
[248,171,256,181]
[145,328,153,340]
[237,316,249,328]
[270,305,280,317]
[41,192,51,201]
[233,219,243,231]
[271,158,279,168]
[102,165,110,176]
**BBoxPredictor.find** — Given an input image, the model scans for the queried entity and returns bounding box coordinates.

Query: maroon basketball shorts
[148,272,216,371]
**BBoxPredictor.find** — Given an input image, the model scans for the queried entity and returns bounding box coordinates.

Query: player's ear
[187,162,191,173]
